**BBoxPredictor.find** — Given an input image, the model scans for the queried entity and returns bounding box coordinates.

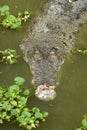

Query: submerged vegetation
[0,48,19,64]
[0,76,48,130]
[0,5,31,29]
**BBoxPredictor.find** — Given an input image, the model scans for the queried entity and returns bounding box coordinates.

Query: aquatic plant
[0,48,19,64]
[76,115,87,130]
[0,76,48,130]
[0,5,31,29]
[77,49,87,55]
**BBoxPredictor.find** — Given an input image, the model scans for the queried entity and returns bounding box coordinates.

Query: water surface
[0,0,48,85]
[27,24,87,130]
[0,1,87,130]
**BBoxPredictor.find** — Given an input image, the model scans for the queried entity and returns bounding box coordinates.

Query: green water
[0,1,87,130]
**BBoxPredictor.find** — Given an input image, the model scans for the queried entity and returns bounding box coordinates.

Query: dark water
[0,1,87,130]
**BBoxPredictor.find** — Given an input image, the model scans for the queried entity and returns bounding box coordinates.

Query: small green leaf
[5,115,10,121]
[32,107,40,113]
[0,5,9,16]
[2,102,12,111]
[35,112,42,119]
[1,112,7,119]
[11,109,17,115]
[2,15,17,28]
[10,100,17,106]
[0,93,3,99]
[10,21,21,29]
[14,77,25,86]
[35,120,39,127]
[18,97,27,106]
[17,116,23,123]
[9,85,20,93]
[16,108,21,114]
[43,112,48,118]
[0,119,3,124]
[0,5,9,11]
[5,15,16,22]
[24,11,29,15]
[81,119,87,129]
[2,102,8,108]
[6,104,12,111]
[23,89,30,96]
[76,128,82,130]
[0,103,2,107]
[21,111,31,118]
[5,91,13,98]
[0,86,4,93]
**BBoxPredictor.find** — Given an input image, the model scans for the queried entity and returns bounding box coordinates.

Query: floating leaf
[32,107,40,113]
[6,104,12,111]
[81,119,87,129]
[0,103,2,107]
[10,21,21,29]
[11,109,17,116]
[17,111,32,126]
[4,49,17,56]
[2,101,11,110]
[0,5,9,16]
[0,5,31,29]
[5,91,13,98]
[15,108,21,114]
[5,85,20,98]
[2,101,9,109]
[5,115,10,121]
[9,85,20,93]
[43,112,48,118]
[23,108,29,112]
[0,76,48,130]
[2,15,16,28]
[35,112,43,119]
[0,93,3,100]
[14,77,25,86]
[24,11,29,15]
[18,97,27,106]
[23,89,30,96]
[21,111,31,119]
[17,116,23,123]
[0,49,19,64]
[0,86,4,93]
[10,100,17,106]
[1,112,7,119]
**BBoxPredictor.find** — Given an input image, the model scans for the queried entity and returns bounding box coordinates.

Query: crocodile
[20,0,87,101]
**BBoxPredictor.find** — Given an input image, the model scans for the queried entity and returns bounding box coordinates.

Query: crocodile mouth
[35,84,56,101]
